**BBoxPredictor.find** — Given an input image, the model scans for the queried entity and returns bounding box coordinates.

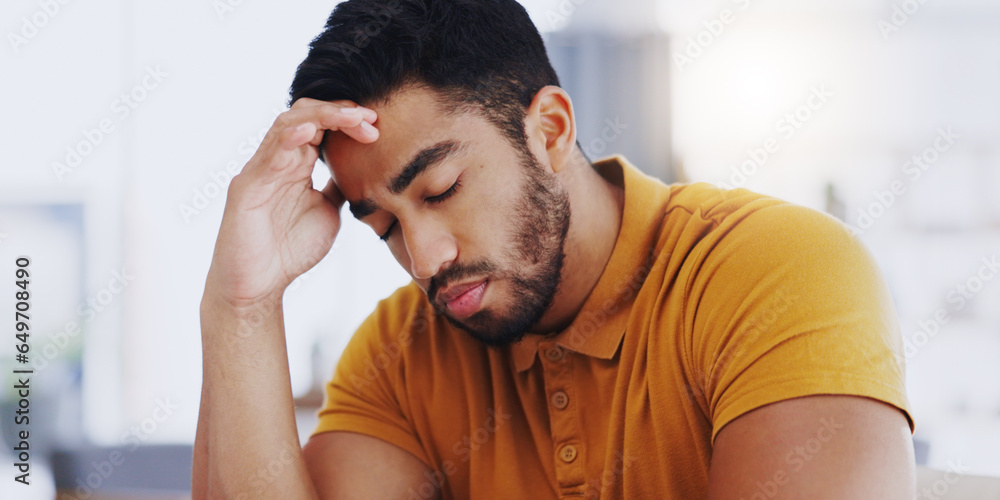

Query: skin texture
[193,83,915,498]
[707,396,916,500]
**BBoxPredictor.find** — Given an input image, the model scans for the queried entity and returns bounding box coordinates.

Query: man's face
[324,86,571,346]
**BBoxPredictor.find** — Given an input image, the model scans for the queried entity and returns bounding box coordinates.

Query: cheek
[459,170,523,237]
[475,182,526,250]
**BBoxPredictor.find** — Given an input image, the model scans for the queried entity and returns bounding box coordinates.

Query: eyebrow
[348,140,461,220]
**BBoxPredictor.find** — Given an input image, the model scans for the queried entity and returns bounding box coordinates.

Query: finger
[324,106,379,140]
[243,103,377,182]
[277,122,319,152]
[279,103,364,131]
[306,115,378,148]
[306,117,379,147]
[359,107,378,123]
[267,103,379,153]
[309,127,325,146]
[290,97,325,110]
[290,97,354,111]
[292,97,377,124]
[245,124,314,181]
[271,109,368,152]
[339,119,380,144]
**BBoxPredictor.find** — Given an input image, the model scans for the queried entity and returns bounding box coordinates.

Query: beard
[426,148,571,347]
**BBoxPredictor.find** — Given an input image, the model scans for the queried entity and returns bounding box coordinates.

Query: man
[193,0,916,498]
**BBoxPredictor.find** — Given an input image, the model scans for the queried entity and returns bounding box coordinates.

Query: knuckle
[319,106,340,124]
[227,173,248,197]
[335,99,360,109]
[273,112,291,129]
[290,97,315,109]
[276,123,295,140]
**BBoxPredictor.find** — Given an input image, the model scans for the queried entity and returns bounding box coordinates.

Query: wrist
[200,288,285,343]
[200,285,284,320]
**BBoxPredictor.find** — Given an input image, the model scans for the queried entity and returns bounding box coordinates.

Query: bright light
[732,58,788,118]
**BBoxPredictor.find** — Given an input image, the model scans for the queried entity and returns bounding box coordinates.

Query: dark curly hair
[288,0,561,157]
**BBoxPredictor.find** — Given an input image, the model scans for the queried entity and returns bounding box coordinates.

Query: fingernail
[340,107,360,114]
[360,120,378,136]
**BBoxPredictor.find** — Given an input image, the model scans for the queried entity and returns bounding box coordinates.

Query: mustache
[427,260,498,303]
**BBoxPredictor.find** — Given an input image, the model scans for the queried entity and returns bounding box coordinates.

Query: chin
[443,306,544,348]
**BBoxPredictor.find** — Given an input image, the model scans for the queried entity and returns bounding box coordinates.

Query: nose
[401,217,457,281]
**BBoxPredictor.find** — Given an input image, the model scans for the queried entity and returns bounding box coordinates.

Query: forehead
[323,86,483,199]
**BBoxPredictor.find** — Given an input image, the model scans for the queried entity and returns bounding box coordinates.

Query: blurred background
[1,0,998,497]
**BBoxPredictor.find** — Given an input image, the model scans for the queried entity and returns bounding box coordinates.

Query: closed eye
[380,178,461,242]
[379,220,397,242]
[426,180,461,204]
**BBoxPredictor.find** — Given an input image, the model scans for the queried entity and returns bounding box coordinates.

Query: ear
[525,86,577,174]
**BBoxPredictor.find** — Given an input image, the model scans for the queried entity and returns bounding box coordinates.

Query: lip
[437,279,488,319]
[437,278,487,304]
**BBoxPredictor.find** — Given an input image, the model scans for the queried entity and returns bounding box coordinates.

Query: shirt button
[544,346,564,362]
[559,445,578,463]
[551,391,569,410]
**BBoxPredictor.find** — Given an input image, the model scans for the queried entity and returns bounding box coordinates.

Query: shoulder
[663,182,796,227]
[657,183,859,265]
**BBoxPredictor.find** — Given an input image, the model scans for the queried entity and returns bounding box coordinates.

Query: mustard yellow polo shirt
[314,156,912,499]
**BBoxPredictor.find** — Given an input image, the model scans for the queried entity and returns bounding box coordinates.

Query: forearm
[194,290,319,499]
[191,98,374,498]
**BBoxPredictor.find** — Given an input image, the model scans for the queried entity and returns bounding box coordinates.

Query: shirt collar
[510,155,672,372]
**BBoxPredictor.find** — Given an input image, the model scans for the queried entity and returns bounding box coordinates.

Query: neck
[533,154,625,334]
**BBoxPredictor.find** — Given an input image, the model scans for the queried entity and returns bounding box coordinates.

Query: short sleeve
[312,284,432,467]
[686,202,913,443]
